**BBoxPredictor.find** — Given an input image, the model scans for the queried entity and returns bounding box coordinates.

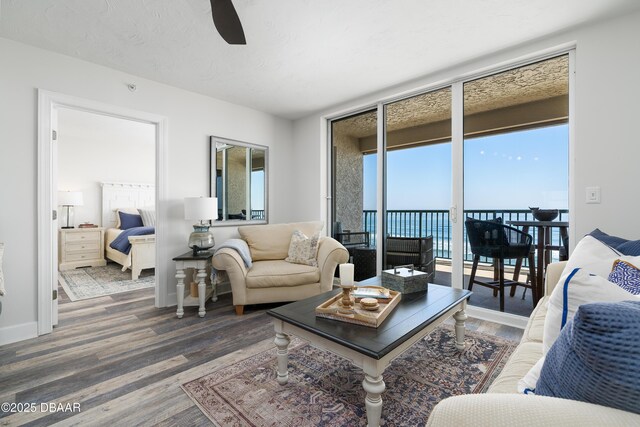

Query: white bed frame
[102,182,155,280]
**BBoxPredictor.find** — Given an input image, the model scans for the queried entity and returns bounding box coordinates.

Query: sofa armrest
[426,394,640,427]
[212,248,249,305]
[317,237,349,291]
[545,261,567,295]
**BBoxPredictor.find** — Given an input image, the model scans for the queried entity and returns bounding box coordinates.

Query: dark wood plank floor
[0,285,523,426]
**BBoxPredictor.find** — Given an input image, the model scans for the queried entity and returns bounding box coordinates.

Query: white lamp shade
[58,191,83,206]
[184,197,217,221]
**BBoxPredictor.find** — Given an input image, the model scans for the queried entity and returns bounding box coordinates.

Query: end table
[173,251,217,318]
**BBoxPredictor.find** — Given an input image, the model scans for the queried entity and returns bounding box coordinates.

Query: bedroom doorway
[38,90,167,335]
[56,109,156,305]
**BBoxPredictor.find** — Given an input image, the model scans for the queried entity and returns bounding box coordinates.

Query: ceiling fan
[209,0,246,45]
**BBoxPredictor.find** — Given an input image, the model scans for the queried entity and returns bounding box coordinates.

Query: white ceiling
[1,0,639,119]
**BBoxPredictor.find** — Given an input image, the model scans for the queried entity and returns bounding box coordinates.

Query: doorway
[37,90,168,335]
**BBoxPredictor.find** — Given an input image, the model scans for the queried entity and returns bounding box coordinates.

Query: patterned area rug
[58,263,154,301]
[182,326,517,427]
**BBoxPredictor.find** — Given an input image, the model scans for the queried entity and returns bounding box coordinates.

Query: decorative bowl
[529,207,559,222]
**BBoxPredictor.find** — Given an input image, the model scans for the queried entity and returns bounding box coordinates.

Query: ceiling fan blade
[210,0,246,45]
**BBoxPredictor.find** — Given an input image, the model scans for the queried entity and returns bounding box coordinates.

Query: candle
[339,263,354,287]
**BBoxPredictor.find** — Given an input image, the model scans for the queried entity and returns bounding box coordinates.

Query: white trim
[375,103,384,275]
[567,49,576,254]
[0,322,38,346]
[467,305,528,329]
[451,82,464,290]
[37,90,169,335]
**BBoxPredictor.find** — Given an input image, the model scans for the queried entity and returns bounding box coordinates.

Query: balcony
[359,208,569,317]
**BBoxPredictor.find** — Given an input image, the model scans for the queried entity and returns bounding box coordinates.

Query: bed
[102,182,155,280]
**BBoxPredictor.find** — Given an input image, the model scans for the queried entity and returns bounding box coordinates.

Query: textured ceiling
[0,1,637,119]
[334,55,568,138]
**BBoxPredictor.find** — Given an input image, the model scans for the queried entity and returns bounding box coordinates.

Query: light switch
[586,186,601,204]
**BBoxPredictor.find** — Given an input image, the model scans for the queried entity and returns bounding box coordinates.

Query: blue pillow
[118,211,143,230]
[536,301,640,414]
[589,229,640,256]
[608,260,640,295]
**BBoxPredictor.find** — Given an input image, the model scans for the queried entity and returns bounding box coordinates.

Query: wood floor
[0,286,523,426]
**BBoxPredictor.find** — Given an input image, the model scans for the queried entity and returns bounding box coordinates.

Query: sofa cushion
[245,260,320,289]
[537,301,640,415]
[589,228,640,256]
[521,297,548,344]
[487,342,543,394]
[239,221,323,261]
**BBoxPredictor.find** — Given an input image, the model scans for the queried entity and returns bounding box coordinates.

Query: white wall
[0,37,295,344]
[58,108,155,226]
[292,10,640,243]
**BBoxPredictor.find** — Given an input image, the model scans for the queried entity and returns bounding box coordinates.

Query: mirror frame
[209,135,269,226]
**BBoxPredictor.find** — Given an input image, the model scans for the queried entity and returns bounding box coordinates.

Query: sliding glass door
[383,88,452,287]
[329,52,571,319]
[331,109,379,281]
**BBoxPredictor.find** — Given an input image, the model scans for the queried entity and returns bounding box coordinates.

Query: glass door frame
[326,46,575,315]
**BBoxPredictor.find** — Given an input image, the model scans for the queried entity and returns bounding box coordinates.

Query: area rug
[58,263,154,301]
[182,326,517,427]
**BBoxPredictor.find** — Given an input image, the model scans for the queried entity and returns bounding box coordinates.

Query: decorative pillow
[517,356,545,394]
[608,260,640,295]
[559,235,640,279]
[285,230,321,267]
[536,301,640,415]
[118,211,144,230]
[114,208,140,229]
[589,229,640,256]
[137,208,156,227]
[543,267,640,355]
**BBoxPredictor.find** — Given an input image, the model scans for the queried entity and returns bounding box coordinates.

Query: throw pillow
[285,230,321,267]
[608,259,640,295]
[589,229,640,256]
[536,301,640,415]
[118,211,144,230]
[558,235,640,279]
[137,208,156,227]
[542,267,640,355]
[518,356,545,394]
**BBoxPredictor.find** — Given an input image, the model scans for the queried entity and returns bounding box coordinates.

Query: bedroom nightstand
[173,251,217,318]
[59,227,106,271]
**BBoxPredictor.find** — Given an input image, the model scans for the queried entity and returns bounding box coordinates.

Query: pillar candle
[339,263,354,287]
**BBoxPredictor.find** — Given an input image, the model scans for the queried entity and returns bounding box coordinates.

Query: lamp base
[188,224,215,257]
[61,226,74,229]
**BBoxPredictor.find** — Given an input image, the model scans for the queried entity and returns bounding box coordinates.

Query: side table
[173,251,217,318]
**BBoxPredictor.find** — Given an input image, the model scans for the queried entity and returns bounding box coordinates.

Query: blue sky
[363,124,568,210]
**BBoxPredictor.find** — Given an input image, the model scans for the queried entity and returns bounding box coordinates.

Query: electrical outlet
[586,186,601,204]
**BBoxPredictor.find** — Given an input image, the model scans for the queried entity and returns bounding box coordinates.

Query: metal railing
[251,210,265,220]
[362,209,569,266]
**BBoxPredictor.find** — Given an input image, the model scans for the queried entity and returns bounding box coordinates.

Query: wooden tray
[315,286,401,328]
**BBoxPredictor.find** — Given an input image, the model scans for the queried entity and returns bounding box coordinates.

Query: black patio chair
[465,218,536,312]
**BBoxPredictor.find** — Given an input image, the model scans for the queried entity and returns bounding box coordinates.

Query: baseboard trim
[466,305,528,329]
[0,321,38,346]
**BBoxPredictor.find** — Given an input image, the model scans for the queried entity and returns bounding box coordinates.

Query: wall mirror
[210,136,268,225]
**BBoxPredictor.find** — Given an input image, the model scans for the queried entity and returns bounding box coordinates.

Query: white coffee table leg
[363,373,386,427]
[176,267,185,319]
[197,267,207,317]
[274,332,290,385]
[453,303,468,350]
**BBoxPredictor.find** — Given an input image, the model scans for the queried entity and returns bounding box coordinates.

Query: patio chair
[465,218,536,312]
[385,236,435,282]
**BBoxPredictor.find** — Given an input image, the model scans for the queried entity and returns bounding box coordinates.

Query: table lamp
[184,197,217,255]
[58,191,84,229]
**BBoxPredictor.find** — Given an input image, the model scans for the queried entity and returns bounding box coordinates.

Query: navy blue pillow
[589,229,640,256]
[537,300,640,414]
[118,211,143,230]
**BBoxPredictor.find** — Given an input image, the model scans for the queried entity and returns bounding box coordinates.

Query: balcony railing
[362,209,569,266]
[251,210,265,220]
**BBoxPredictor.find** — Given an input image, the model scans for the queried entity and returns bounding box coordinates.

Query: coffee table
[267,283,471,427]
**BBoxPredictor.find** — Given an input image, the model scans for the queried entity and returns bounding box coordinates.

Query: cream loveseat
[212,221,349,315]
[427,261,640,426]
